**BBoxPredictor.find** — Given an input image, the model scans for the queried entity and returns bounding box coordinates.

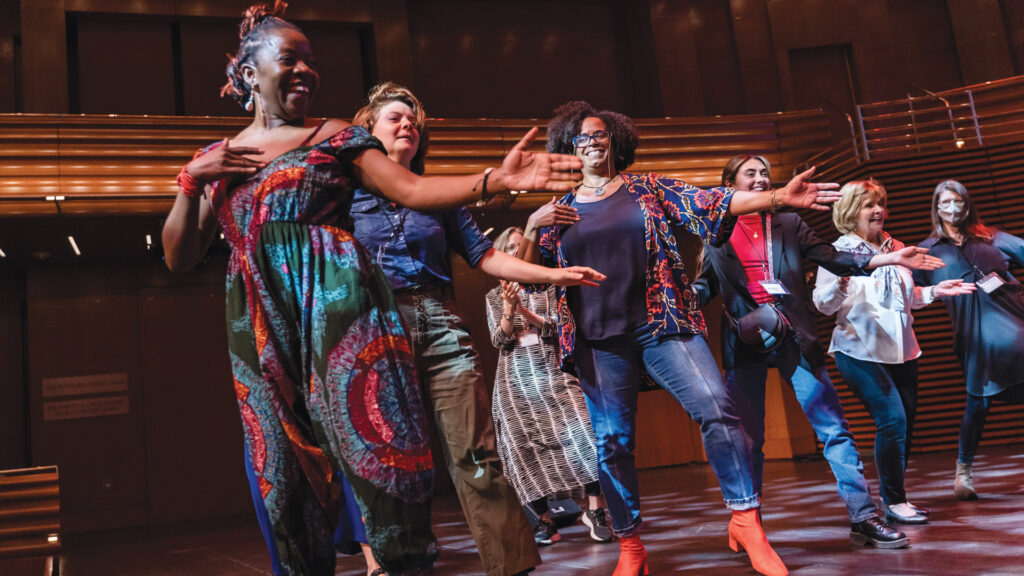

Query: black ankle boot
[850,517,909,549]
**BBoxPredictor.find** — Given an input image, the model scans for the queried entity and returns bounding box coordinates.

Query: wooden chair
[0,466,61,576]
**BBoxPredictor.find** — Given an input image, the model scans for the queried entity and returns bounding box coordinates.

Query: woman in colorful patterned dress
[485,226,611,548]
[517,101,844,576]
[160,4,594,575]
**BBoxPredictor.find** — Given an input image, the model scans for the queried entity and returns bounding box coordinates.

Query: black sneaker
[850,517,910,549]
[534,518,561,546]
[582,508,614,542]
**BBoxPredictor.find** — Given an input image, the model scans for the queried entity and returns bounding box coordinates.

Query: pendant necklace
[580,175,618,196]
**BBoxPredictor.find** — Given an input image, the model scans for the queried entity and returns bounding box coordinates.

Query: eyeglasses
[572,130,610,148]
[938,200,965,209]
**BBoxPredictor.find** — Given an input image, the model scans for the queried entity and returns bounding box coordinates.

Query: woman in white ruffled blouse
[813,179,973,524]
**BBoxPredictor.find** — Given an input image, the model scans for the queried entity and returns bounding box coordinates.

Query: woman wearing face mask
[913,179,1024,500]
[161,4,594,574]
[812,179,974,524]
[485,226,611,549]
[518,101,856,576]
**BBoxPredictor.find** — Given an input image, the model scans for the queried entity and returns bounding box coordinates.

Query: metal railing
[804,75,1024,175]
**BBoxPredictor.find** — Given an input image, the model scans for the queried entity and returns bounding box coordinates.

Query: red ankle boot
[612,535,649,576]
[728,509,788,576]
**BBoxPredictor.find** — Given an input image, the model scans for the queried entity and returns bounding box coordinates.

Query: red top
[729,214,774,304]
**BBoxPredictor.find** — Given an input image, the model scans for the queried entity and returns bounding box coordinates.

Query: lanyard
[736,212,774,281]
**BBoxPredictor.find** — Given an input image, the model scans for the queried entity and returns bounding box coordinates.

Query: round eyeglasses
[572,130,610,148]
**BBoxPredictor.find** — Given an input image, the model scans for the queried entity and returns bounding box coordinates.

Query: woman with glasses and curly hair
[517,100,852,576]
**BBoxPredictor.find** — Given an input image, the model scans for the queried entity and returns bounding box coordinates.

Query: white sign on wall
[42,372,129,398]
[43,396,131,421]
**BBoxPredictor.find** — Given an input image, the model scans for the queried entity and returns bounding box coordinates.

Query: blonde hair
[352,81,430,174]
[492,227,524,253]
[832,179,887,235]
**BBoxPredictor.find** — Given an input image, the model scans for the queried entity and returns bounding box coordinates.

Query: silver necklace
[580,175,618,196]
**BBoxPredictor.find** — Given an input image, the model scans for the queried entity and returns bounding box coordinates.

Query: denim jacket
[534,172,736,375]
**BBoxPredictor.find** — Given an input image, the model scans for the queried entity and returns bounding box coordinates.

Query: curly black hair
[220,1,302,110]
[545,101,639,171]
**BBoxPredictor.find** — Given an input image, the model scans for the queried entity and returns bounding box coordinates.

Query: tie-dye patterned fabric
[199,125,436,575]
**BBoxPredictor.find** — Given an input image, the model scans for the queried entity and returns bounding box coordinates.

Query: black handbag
[732,303,792,349]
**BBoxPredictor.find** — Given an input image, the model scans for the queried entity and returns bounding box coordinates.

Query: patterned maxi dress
[485,285,599,504]
[200,126,437,576]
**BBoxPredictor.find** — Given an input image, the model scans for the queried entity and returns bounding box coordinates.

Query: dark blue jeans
[959,383,1024,465]
[728,341,876,523]
[834,353,919,506]
[574,328,757,536]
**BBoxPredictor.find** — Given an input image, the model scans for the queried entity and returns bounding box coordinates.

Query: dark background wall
[3,0,1024,532]
[3,0,1024,120]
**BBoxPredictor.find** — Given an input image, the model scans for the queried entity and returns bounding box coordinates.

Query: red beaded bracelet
[176,166,203,199]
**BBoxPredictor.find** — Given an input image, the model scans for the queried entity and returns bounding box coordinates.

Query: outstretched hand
[779,166,841,211]
[934,278,976,298]
[892,246,944,270]
[550,266,606,287]
[495,128,583,193]
[185,138,266,183]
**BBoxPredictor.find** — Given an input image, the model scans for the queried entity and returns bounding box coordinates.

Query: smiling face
[244,27,320,121]
[732,158,770,192]
[854,191,887,240]
[574,116,614,175]
[371,100,421,169]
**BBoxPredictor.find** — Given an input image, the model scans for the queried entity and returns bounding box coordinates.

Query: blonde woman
[812,179,973,524]
[486,226,611,548]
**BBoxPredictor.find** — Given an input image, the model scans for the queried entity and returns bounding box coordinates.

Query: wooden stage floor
[48,445,1024,575]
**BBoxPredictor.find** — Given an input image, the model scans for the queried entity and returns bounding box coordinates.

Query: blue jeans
[959,383,1024,465]
[834,353,919,506]
[728,342,876,523]
[574,328,758,536]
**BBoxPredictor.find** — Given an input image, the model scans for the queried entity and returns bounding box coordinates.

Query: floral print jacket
[535,172,736,375]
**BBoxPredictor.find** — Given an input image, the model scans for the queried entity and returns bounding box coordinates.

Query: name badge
[759,280,790,296]
[518,332,540,347]
[977,272,1006,294]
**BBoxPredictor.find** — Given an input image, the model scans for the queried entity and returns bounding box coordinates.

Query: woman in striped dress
[486,226,613,547]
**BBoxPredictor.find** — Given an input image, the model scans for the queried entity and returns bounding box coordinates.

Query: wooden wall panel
[27,267,148,534]
[810,141,1024,455]
[0,274,26,469]
[138,279,252,525]
[406,0,637,118]
[73,17,176,115]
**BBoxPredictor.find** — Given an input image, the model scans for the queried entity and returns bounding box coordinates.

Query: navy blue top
[350,188,493,291]
[561,186,647,340]
[914,231,1024,396]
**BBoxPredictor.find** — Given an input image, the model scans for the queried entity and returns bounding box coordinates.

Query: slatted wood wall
[806,141,1024,454]
[0,110,830,217]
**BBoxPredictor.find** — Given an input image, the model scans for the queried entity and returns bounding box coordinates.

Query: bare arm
[162,140,266,272]
[352,128,581,211]
[728,166,841,215]
[162,192,220,272]
[477,248,604,287]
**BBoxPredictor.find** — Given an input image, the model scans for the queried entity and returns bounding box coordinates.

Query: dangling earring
[244,91,255,112]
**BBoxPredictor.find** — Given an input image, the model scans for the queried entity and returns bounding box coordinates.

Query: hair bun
[365,81,405,106]
[239,1,289,39]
